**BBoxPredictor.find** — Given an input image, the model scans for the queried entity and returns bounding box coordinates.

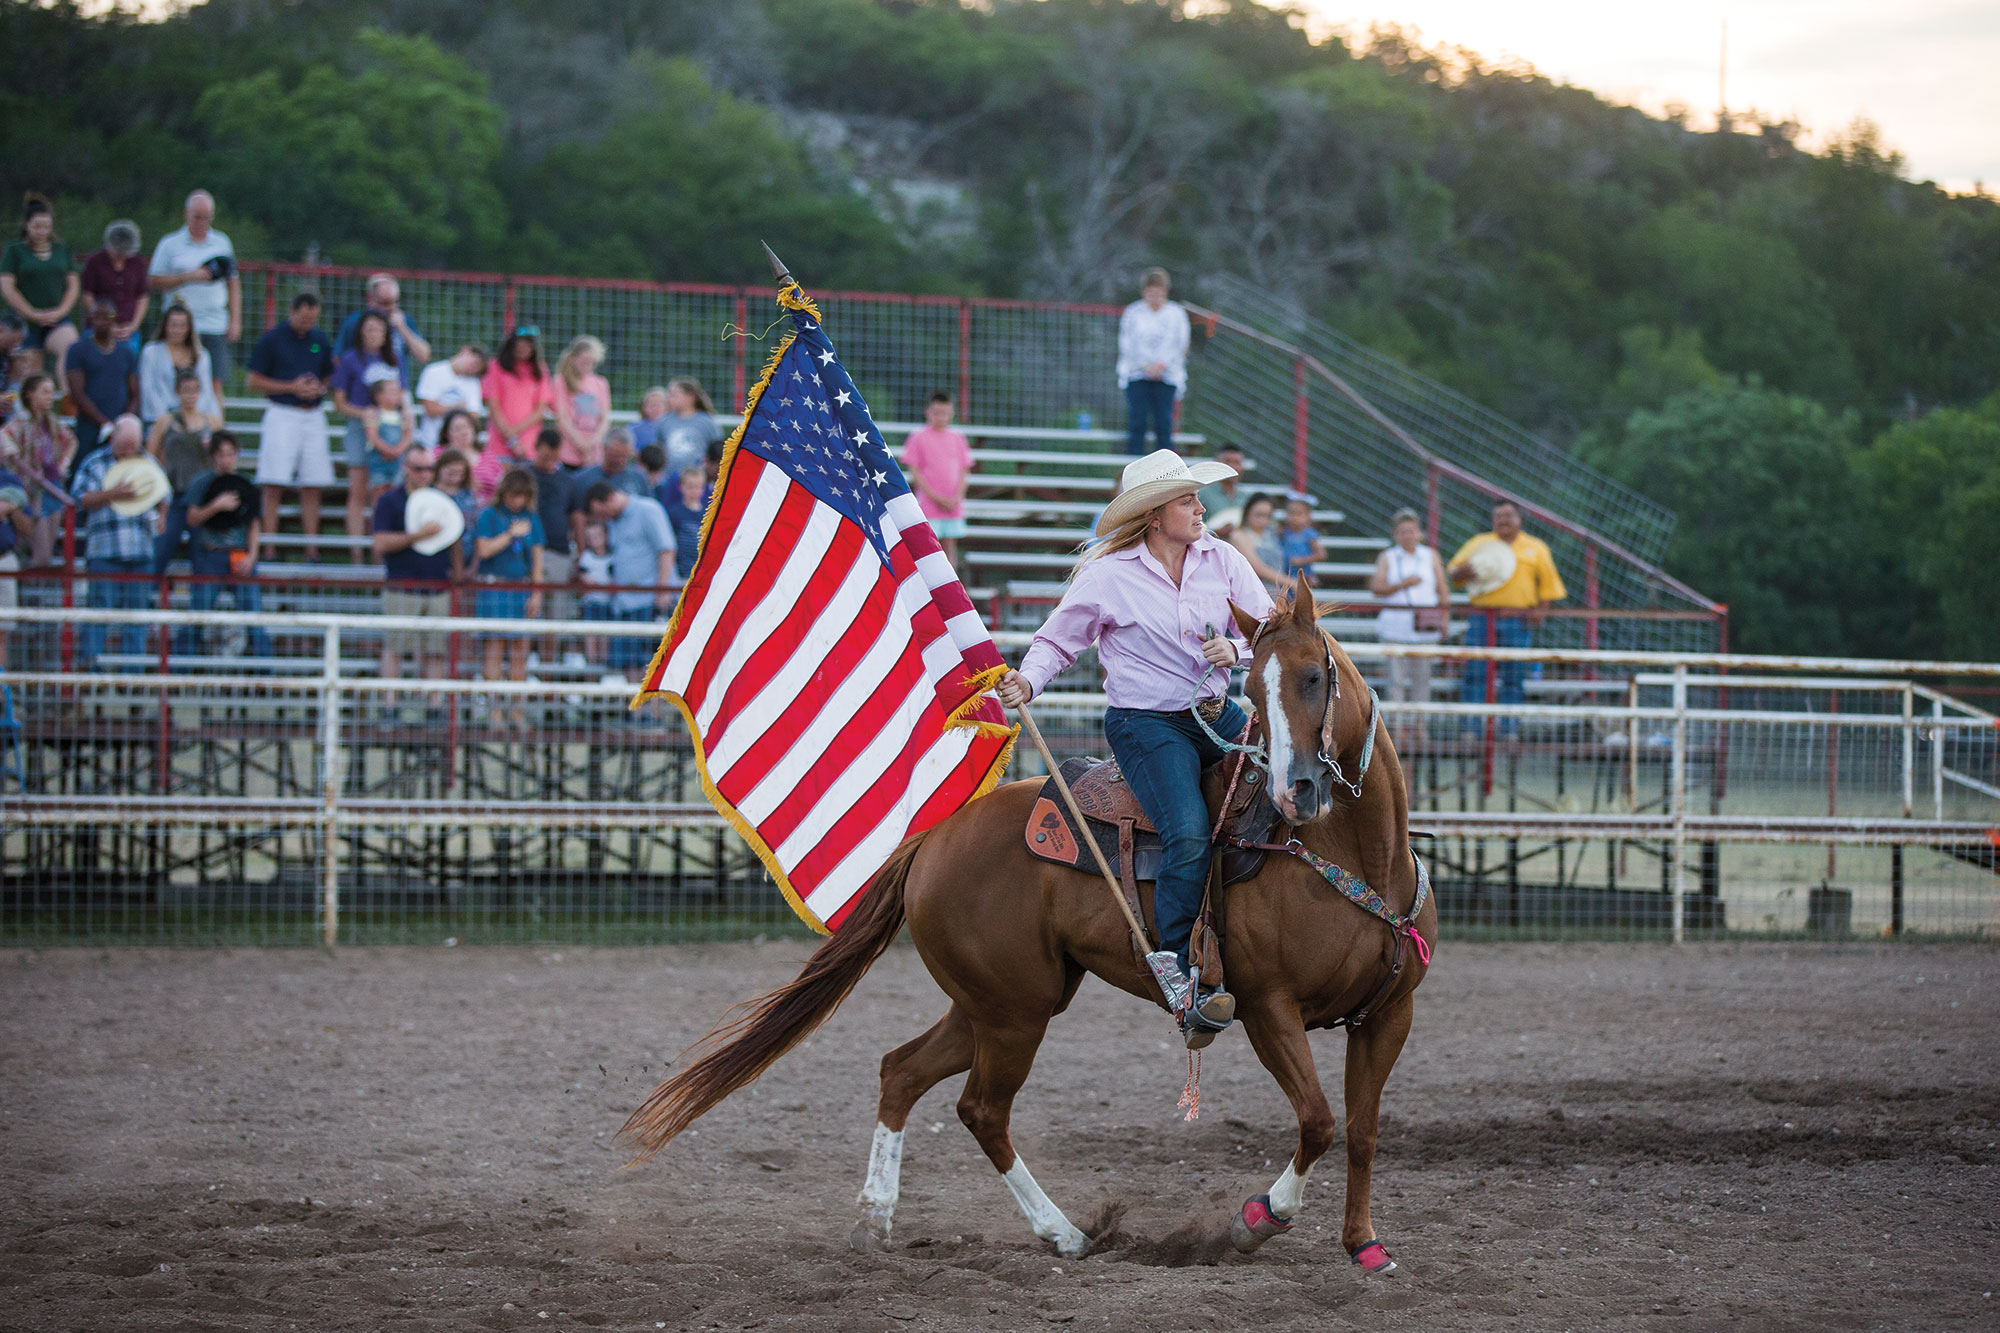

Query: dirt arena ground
[3,941,1994,1332]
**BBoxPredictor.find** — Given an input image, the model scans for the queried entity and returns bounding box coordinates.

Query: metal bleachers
[174,395,1404,648]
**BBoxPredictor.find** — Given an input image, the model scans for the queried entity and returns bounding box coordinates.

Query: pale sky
[1300,0,2000,195]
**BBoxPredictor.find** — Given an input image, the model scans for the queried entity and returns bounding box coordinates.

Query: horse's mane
[1261,586,1344,632]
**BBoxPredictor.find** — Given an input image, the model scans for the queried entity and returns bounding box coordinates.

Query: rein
[1227,836,1433,969]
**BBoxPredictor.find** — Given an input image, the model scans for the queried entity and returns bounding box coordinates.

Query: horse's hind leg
[1231,1001,1339,1253]
[1340,993,1415,1272]
[957,1019,1088,1258]
[852,1005,975,1251]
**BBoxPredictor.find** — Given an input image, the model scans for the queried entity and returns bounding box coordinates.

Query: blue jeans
[1102,698,1250,972]
[610,604,659,671]
[83,556,152,666]
[182,547,273,657]
[1124,379,1176,456]
[154,496,191,573]
[1460,612,1532,731]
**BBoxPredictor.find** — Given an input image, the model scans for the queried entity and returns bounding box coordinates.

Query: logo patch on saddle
[1028,797,1074,860]
[1021,755,1282,891]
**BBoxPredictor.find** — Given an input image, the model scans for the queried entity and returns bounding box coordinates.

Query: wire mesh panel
[3,618,1997,945]
[1194,273,1676,563]
[0,675,330,944]
[237,263,1133,428]
[1180,277,1721,652]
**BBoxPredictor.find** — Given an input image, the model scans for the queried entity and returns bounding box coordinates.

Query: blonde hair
[556,335,606,391]
[1069,508,1158,581]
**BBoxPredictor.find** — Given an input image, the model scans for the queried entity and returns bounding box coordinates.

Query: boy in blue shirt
[472,467,546,715]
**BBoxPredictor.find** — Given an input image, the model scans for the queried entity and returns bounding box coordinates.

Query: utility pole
[1717,20,1729,130]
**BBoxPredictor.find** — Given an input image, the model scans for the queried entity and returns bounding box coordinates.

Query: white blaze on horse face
[1262,654,1296,811]
[1268,1160,1309,1219]
[1001,1157,1089,1258]
[857,1122,903,1214]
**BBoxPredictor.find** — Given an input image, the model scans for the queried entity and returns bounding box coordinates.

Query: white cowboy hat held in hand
[1095,449,1237,536]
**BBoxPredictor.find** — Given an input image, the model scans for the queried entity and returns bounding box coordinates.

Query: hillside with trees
[6,0,1996,655]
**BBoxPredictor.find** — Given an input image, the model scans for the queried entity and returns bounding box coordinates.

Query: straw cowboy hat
[1095,448,1237,536]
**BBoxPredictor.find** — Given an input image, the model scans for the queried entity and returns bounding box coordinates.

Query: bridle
[1243,617,1381,804]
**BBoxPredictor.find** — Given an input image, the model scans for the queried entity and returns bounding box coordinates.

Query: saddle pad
[1024,757,1279,890]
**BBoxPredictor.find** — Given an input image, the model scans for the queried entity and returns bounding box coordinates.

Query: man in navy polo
[245,291,336,561]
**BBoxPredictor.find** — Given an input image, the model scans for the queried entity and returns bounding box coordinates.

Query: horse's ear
[1229,600,1262,645]
[1290,572,1316,625]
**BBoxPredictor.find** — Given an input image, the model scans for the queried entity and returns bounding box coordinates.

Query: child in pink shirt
[552,334,611,470]
[902,391,973,564]
[477,326,554,498]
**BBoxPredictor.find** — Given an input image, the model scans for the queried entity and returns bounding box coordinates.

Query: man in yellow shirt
[1448,499,1566,730]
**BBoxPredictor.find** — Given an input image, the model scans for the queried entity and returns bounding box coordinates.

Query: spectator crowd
[0,188,740,677]
[2,213,1567,713]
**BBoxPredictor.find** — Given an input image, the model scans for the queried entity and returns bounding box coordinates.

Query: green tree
[1858,398,2000,659]
[509,55,910,288]
[1631,203,1856,403]
[195,29,507,266]
[1578,384,1898,654]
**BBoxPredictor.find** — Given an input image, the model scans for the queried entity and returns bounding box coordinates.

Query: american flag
[637,290,1016,934]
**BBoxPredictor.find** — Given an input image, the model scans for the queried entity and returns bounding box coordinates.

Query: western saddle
[1023,753,1285,985]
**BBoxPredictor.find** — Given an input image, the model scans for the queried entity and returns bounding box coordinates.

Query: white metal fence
[2,607,1995,945]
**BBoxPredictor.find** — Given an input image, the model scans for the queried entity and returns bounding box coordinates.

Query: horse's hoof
[849,1218,894,1253]
[1229,1194,1293,1254]
[1349,1238,1398,1274]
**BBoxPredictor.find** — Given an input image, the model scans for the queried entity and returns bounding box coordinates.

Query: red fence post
[1424,464,1441,551]
[444,581,463,795]
[1481,611,1498,799]
[1713,605,1731,803]
[502,278,516,342]
[59,509,76,672]
[1291,357,1309,493]
[957,300,972,422]
[732,290,748,412]
[156,571,172,791]
[261,270,276,331]
[1583,542,1600,652]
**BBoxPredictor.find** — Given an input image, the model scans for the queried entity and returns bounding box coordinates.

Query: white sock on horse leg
[1269,1161,1310,1219]
[1001,1157,1089,1257]
[857,1124,904,1227]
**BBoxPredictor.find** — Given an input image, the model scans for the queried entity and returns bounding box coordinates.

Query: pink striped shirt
[1019,535,1276,710]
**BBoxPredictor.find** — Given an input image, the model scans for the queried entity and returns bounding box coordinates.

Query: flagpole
[757,242,1158,970]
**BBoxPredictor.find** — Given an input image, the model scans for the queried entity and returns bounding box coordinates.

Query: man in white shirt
[414,344,489,449]
[147,190,240,407]
[1115,266,1191,456]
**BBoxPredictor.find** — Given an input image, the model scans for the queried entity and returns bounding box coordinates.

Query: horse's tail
[618,831,926,1163]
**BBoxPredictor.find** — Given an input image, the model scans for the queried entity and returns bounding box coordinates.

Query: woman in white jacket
[137,303,219,426]
[1116,266,1190,456]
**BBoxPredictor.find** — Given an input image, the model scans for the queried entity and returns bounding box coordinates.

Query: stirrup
[1178,987,1235,1049]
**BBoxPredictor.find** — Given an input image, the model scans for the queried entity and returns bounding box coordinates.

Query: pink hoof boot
[1228,1193,1294,1254]
[1349,1238,1398,1274]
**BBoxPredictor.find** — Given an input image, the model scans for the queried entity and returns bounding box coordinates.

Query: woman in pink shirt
[995,448,1272,1045]
[477,325,553,500]
[901,391,973,564]
[551,334,611,471]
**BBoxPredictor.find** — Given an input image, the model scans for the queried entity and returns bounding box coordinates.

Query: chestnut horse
[622,576,1438,1266]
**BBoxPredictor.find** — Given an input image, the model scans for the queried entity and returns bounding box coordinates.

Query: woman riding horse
[996,448,1273,1043]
